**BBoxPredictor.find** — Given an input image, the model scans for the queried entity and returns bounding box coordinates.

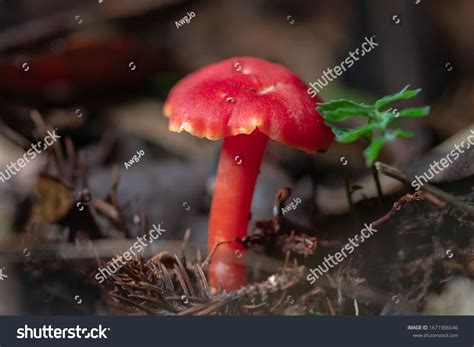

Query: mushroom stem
[208,129,268,291]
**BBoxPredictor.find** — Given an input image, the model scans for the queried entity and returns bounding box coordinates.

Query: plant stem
[343,165,354,210]
[343,165,359,224]
[368,118,384,203]
[371,164,384,203]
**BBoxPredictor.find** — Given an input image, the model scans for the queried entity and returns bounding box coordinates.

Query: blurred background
[0,0,472,314]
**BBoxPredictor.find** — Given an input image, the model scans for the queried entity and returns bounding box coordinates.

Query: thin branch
[375,161,474,215]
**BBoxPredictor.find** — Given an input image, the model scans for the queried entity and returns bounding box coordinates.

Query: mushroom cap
[163,57,334,153]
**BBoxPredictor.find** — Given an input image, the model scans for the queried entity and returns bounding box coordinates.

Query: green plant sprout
[317,85,430,201]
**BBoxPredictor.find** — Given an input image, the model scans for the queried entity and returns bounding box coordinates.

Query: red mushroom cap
[163,57,334,153]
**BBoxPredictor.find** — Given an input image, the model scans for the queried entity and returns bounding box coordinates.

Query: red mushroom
[163,57,333,291]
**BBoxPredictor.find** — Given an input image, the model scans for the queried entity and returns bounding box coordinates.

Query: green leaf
[331,124,379,143]
[322,109,374,121]
[374,85,422,109]
[320,86,429,161]
[329,125,350,137]
[398,106,430,117]
[317,100,373,121]
[363,137,386,166]
[317,100,368,111]
[391,129,414,139]
[379,109,398,127]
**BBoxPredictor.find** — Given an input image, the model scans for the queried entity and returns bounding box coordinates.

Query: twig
[177,299,232,316]
[110,293,157,315]
[201,240,235,268]
[375,161,474,215]
[371,164,384,204]
[371,193,416,228]
[0,123,30,149]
